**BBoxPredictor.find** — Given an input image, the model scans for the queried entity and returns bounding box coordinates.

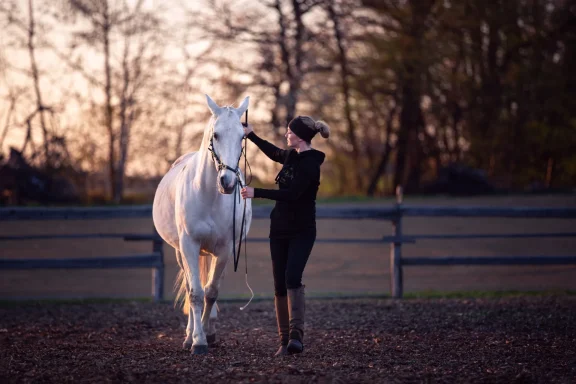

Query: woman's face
[285,128,302,148]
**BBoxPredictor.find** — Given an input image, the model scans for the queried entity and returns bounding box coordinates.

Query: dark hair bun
[314,120,330,138]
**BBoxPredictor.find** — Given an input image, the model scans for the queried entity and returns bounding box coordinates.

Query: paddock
[1,194,575,382]
[1,296,575,382]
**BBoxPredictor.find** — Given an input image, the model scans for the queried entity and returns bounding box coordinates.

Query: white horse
[152,94,252,355]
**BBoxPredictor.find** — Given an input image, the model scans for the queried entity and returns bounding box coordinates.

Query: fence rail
[1,190,575,299]
[3,204,576,221]
[402,256,576,266]
[0,254,163,270]
[0,207,165,301]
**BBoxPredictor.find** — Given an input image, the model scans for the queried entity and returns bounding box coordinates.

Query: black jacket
[247,132,325,238]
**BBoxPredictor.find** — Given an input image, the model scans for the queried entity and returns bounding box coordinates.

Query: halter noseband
[207,134,244,187]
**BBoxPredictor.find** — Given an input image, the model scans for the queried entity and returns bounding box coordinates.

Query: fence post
[152,227,164,301]
[390,186,404,299]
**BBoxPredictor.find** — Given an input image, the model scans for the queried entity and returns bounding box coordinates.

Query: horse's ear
[235,96,250,118]
[206,94,222,116]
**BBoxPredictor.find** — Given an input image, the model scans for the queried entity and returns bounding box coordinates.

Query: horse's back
[153,152,197,248]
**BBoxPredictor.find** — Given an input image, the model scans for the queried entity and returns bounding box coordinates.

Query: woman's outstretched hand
[241,187,254,199]
[243,123,254,137]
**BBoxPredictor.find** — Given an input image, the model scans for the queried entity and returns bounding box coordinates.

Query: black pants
[269,230,316,296]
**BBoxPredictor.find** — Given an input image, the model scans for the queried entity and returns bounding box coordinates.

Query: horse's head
[206,94,249,194]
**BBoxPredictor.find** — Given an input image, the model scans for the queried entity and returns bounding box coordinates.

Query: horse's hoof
[192,345,209,355]
[182,340,192,350]
[207,334,217,346]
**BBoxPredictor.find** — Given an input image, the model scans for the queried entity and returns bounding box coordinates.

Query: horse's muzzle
[218,173,237,194]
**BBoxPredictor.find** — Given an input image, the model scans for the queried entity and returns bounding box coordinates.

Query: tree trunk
[102,1,116,202]
[327,0,363,192]
[367,104,397,196]
[27,0,51,167]
[285,0,304,124]
[392,0,434,194]
[0,96,17,149]
[270,81,284,140]
[21,114,37,155]
[114,34,131,204]
[274,0,292,127]
[545,157,554,188]
[394,69,425,193]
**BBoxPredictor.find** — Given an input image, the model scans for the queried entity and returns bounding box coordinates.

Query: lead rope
[238,109,253,311]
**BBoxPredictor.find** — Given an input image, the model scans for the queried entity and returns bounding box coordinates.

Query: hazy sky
[1,0,274,177]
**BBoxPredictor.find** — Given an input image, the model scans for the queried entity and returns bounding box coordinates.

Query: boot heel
[287,338,303,354]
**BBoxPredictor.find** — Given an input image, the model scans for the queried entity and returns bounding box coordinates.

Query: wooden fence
[384,188,576,298]
[0,206,165,301]
[1,190,575,299]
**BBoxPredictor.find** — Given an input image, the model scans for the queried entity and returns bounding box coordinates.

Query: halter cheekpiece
[207,132,244,188]
[206,112,251,275]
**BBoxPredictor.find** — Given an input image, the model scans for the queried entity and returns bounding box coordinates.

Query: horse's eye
[213,133,219,141]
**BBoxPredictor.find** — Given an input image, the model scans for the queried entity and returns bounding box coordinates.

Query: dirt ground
[1,295,575,383]
[1,195,575,301]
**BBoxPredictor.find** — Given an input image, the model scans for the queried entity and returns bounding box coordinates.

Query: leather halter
[206,112,250,273]
[207,134,243,187]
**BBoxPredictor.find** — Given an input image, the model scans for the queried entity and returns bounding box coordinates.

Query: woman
[240,116,330,356]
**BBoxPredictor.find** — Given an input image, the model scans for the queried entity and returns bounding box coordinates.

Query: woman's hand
[243,123,254,137]
[240,187,254,199]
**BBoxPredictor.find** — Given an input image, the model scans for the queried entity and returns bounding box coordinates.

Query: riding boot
[274,295,290,357]
[287,285,305,354]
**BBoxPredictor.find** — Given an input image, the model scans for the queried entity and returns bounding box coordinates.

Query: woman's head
[286,116,330,148]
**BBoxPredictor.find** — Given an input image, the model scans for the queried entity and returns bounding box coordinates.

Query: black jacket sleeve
[247,132,290,164]
[254,161,318,201]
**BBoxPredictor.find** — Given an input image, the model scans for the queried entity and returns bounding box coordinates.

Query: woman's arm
[245,130,290,164]
[253,164,318,201]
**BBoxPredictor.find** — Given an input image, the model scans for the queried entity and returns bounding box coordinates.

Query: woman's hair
[314,120,331,139]
[290,116,330,143]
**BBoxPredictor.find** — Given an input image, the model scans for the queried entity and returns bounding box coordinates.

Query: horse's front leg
[179,234,208,355]
[202,253,228,345]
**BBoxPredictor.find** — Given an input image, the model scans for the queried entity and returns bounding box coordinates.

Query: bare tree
[0,88,22,151]
[61,0,165,202]
[193,0,332,135]
[26,0,52,166]
[325,0,362,189]
[0,0,57,166]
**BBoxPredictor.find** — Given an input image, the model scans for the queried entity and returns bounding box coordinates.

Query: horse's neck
[186,119,231,206]
[192,147,218,194]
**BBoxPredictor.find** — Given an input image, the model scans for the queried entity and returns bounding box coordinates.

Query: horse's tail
[175,251,212,316]
[174,268,188,314]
